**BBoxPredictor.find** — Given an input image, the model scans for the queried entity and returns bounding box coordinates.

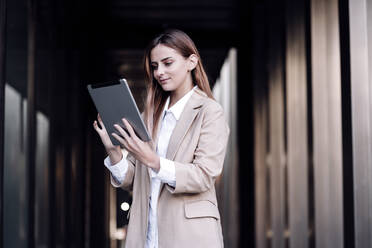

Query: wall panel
[285,0,309,247]
[310,0,344,247]
[251,3,269,247]
[253,78,268,248]
[268,64,286,248]
[348,0,372,247]
[267,25,286,248]
[213,48,239,248]
[267,2,287,247]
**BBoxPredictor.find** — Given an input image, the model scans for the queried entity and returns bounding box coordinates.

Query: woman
[93,29,229,248]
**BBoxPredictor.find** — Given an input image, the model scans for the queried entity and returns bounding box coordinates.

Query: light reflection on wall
[213,48,239,248]
[35,110,50,246]
[3,83,28,247]
[3,83,51,247]
[55,144,66,245]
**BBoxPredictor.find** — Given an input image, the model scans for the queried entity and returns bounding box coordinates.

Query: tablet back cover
[87,78,150,146]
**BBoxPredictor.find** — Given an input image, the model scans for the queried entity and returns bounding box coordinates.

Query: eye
[164,61,173,66]
[151,64,158,70]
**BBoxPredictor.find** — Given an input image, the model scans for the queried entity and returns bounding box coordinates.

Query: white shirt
[104,86,197,248]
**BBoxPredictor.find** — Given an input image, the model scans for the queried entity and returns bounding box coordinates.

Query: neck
[169,80,193,108]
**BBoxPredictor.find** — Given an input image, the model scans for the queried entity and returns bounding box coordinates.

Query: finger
[122,118,137,139]
[111,132,129,148]
[93,120,104,132]
[97,113,106,130]
[93,120,99,130]
[114,124,130,141]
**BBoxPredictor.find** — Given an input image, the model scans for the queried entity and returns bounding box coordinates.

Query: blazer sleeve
[169,102,230,194]
[110,153,136,191]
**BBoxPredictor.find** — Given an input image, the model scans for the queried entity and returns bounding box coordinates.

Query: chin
[160,84,174,92]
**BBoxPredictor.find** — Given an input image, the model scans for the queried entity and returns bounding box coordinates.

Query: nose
[154,65,164,78]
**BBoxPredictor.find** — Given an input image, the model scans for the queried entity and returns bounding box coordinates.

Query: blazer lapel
[157,89,205,196]
[166,89,205,160]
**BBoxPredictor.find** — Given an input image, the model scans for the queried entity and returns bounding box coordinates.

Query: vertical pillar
[213,48,239,248]
[253,73,268,248]
[310,0,344,247]
[26,0,36,247]
[227,49,239,248]
[267,1,286,244]
[285,0,309,247]
[268,62,286,248]
[0,0,6,246]
[252,3,269,247]
[348,0,372,247]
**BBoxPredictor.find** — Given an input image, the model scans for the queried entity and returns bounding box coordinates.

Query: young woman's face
[150,44,193,93]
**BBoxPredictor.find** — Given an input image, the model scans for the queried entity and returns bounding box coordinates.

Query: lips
[159,78,170,84]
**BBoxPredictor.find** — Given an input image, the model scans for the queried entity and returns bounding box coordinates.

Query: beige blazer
[111,88,230,248]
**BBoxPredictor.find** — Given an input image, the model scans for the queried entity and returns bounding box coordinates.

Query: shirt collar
[163,86,197,121]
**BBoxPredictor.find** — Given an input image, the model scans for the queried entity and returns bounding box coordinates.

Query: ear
[187,54,198,71]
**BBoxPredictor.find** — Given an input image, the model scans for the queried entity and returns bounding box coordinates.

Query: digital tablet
[87,78,151,146]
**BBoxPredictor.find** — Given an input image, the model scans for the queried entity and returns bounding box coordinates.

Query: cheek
[152,70,160,80]
[172,64,187,77]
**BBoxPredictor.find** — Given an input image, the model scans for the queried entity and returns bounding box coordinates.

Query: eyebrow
[151,57,173,64]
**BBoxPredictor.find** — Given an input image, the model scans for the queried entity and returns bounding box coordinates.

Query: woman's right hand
[93,113,123,164]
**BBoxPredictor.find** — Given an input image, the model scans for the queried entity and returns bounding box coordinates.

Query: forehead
[150,44,183,62]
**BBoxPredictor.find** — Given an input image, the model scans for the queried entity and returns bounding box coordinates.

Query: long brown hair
[143,29,214,140]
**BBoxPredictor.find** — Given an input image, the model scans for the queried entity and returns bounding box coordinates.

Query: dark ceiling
[78,0,242,88]
[6,0,247,112]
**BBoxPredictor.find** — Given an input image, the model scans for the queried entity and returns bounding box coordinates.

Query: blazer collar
[163,85,197,121]
[165,87,207,160]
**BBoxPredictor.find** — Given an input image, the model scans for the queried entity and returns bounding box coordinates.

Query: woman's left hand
[112,118,160,172]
